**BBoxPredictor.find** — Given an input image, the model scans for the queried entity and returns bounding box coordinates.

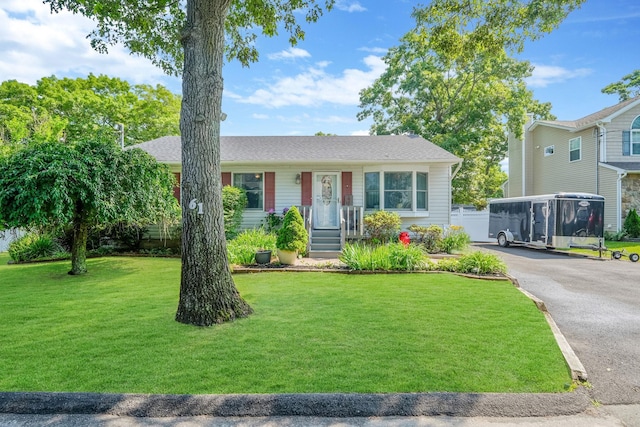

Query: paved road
[478,243,640,405]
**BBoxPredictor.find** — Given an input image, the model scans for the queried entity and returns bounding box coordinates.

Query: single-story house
[133,134,461,256]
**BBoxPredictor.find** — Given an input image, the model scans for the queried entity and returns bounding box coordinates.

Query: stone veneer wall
[621,174,640,221]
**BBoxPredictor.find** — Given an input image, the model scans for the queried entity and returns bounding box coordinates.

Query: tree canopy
[358,0,581,207]
[0,74,181,150]
[0,139,179,274]
[602,70,640,101]
[44,0,334,326]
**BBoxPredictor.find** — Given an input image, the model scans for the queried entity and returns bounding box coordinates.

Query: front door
[313,172,340,229]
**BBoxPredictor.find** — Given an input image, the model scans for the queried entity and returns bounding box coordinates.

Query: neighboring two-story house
[505,96,640,233]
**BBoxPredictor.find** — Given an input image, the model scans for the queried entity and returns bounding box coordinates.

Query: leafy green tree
[602,70,640,101]
[44,0,334,326]
[0,138,179,275]
[0,75,180,149]
[358,0,581,207]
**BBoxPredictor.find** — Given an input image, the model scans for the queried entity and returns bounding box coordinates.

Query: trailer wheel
[630,253,639,263]
[497,233,510,248]
[612,251,622,260]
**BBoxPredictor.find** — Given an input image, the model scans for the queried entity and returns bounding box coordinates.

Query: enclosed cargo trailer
[488,193,604,249]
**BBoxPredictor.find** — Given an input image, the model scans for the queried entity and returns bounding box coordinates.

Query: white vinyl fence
[450,207,491,242]
[0,229,24,252]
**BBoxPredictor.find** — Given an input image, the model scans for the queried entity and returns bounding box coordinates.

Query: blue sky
[0,0,639,137]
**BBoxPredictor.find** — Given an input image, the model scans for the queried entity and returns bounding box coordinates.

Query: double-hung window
[233,173,263,209]
[569,137,581,162]
[364,170,428,212]
[632,116,640,155]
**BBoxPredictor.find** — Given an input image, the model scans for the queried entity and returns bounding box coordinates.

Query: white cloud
[335,1,367,12]
[0,2,172,86]
[350,129,371,136]
[526,64,592,88]
[267,47,311,61]
[237,55,386,108]
[252,113,269,119]
[358,46,388,54]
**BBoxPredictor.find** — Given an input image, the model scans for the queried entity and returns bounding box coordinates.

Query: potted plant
[254,249,272,264]
[276,206,308,265]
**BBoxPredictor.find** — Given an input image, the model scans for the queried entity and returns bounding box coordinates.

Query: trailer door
[532,201,549,244]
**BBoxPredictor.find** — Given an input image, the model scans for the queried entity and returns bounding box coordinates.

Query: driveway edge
[507,274,588,382]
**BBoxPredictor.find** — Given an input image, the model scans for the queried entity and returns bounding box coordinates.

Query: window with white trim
[364,170,428,211]
[632,115,640,155]
[544,145,555,156]
[569,137,581,162]
[233,173,263,209]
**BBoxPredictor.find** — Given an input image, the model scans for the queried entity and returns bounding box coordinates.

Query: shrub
[339,242,429,271]
[227,228,277,265]
[455,252,507,275]
[409,224,443,253]
[623,208,640,238]
[222,186,248,239]
[263,209,284,233]
[432,252,506,275]
[441,225,471,254]
[604,230,627,242]
[276,206,308,253]
[363,211,401,243]
[8,232,66,262]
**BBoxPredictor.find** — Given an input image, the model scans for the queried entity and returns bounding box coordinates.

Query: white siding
[598,165,621,232]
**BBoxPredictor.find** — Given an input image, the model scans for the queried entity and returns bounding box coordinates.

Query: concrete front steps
[308,229,341,258]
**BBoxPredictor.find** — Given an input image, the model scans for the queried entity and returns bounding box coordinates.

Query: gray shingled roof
[533,97,640,131]
[131,135,461,164]
[604,162,640,172]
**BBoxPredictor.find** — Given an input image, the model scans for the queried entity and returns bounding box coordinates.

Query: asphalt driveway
[478,243,640,405]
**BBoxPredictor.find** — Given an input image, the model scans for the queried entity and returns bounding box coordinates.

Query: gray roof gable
[132,135,461,165]
[531,96,640,132]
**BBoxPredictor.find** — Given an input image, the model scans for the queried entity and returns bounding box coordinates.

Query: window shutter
[264,172,275,212]
[342,171,352,205]
[172,172,181,201]
[301,172,313,206]
[623,131,631,156]
[221,172,231,186]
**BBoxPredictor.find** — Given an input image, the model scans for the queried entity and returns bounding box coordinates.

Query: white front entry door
[313,172,340,229]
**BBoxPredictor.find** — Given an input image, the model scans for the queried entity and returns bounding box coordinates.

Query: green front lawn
[0,254,572,394]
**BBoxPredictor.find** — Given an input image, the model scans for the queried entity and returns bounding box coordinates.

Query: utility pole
[115,123,125,149]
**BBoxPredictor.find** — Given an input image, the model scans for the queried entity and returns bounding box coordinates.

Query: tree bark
[69,211,88,275]
[175,0,252,326]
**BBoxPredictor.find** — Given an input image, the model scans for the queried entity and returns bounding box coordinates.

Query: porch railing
[342,206,363,238]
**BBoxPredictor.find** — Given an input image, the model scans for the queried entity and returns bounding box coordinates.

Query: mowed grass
[0,253,572,394]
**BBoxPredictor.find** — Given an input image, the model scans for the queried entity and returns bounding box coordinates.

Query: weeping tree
[0,138,178,275]
[358,0,583,207]
[44,0,334,325]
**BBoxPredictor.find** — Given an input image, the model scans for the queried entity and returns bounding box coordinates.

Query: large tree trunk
[69,213,88,275]
[175,0,252,326]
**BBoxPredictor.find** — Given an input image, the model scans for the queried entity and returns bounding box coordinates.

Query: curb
[0,389,591,418]
[507,274,588,382]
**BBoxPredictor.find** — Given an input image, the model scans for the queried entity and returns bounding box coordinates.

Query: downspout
[596,123,606,194]
[450,161,462,222]
[617,171,627,232]
[523,114,533,196]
